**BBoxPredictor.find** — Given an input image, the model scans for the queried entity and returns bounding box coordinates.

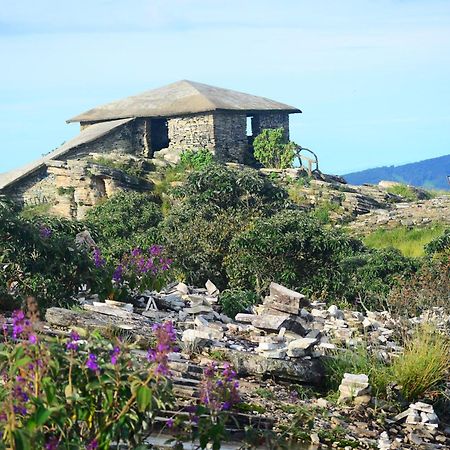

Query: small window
[246,116,253,136]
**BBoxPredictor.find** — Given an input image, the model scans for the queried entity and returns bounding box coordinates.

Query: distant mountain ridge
[343,154,450,190]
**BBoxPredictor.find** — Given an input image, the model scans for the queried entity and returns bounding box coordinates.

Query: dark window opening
[151,118,169,153]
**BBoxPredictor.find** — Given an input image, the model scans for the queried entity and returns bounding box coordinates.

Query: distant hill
[343,154,450,190]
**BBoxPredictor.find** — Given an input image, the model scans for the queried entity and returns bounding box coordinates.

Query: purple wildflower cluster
[112,245,172,284]
[86,353,99,373]
[92,247,106,268]
[39,225,52,239]
[147,321,177,376]
[199,362,240,412]
[66,331,81,352]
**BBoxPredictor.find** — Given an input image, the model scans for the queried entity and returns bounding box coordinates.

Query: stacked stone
[395,402,440,429]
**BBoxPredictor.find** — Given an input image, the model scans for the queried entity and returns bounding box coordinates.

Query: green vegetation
[386,183,423,201]
[364,223,446,257]
[218,289,259,319]
[85,191,162,261]
[20,202,53,219]
[179,148,214,170]
[56,186,75,196]
[253,128,297,169]
[91,155,149,179]
[392,326,450,401]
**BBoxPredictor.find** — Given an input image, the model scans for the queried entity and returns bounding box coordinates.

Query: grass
[392,325,450,401]
[364,223,446,257]
[322,345,391,397]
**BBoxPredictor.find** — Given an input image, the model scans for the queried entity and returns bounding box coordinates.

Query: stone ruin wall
[252,112,290,140]
[213,112,248,163]
[166,113,216,154]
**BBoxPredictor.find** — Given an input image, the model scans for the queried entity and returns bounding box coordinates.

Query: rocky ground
[15,279,448,449]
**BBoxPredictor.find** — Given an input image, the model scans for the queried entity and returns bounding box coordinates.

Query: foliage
[92,245,173,301]
[309,200,343,225]
[20,203,53,220]
[253,128,296,169]
[85,191,162,262]
[425,227,450,258]
[179,148,214,171]
[224,210,355,295]
[161,164,290,287]
[392,325,450,401]
[364,224,447,257]
[0,200,95,311]
[387,259,450,316]
[322,345,391,397]
[0,311,177,449]
[218,289,260,319]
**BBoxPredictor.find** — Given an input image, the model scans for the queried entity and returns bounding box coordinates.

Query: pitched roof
[0,118,133,190]
[67,80,301,123]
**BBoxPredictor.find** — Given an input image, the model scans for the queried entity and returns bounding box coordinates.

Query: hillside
[343,154,450,190]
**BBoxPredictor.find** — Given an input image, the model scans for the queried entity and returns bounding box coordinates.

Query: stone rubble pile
[338,373,371,404]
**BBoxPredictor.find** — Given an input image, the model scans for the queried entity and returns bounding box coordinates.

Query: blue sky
[1,0,449,175]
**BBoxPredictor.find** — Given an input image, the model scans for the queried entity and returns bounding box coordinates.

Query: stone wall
[167,113,216,153]
[252,112,290,140]
[213,112,248,163]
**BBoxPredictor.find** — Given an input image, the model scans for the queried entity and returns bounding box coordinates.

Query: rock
[221,349,324,385]
[410,401,434,414]
[310,432,320,445]
[252,314,290,332]
[182,328,221,345]
[183,305,213,315]
[286,337,318,357]
[205,280,219,297]
[328,305,344,319]
[338,373,371,402]
[175,282,189,295]
[235,313,256,323]
[262,282,308,315]
[378,431,391,450]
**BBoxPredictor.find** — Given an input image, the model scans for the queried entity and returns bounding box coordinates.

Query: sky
[1,0,450,175]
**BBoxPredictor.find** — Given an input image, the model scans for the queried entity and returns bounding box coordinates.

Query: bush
[387,259,449,316]
[224,210,353,295]
[425,227,450,258]
[0,313,177,449]
[162,165,290,287]
[85,191,163,261]
[0,200,95,311]
[392,325,450,401]
[218,289,260,319]
[179,148,214,170]
[253,128,296,169]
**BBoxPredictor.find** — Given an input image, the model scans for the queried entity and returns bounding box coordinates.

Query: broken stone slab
[286,337,318,357]
[183,305,213,315]
[45,307,155,344]
[235,313,257,323]
[269,282,308,307]
[410,402,435,414]
[220,349,324,385]
[251,315,305,335]
[175,282,189,295]
[182,328,223,343]
[205,279,219,297]
[338,373,371,402]
[84,303,133,319]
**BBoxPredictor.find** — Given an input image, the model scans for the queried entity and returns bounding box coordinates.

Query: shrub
[85,191,163,261]
[179,148,214,170]
[225,210,353,295]
[392,325,450,401]
[0,312,177,449]
[0,200,95,311]
[253,128,296,169]
[387,259,449,316]
[425,227,450,258]
[218,289,260,319]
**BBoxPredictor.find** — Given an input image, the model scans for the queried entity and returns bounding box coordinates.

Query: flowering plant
[92,245,172,301]
[0,311,178,449]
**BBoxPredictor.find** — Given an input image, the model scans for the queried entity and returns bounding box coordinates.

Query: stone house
[0,80,300,218]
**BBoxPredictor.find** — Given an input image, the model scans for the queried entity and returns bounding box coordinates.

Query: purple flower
[92,247,105,268]
[86,353,99,372]
[149,245,163,256]
[147,321,177,377]
[112,264,123,283]
[166,418,174,428]
[39,226,52,239]
[66,331,80,352]
[110,346,120,365]
[86,439,98,450]
[44,436,59,450]
[28,334,38,344]
[13,405,27,415]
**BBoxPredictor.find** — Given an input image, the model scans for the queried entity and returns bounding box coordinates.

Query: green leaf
[35,406,52,426]
[136,385,152,412]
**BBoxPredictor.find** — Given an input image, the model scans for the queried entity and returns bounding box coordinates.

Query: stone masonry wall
[213,112,248,163]
[167,113,216,154]
[252,112,290,140]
